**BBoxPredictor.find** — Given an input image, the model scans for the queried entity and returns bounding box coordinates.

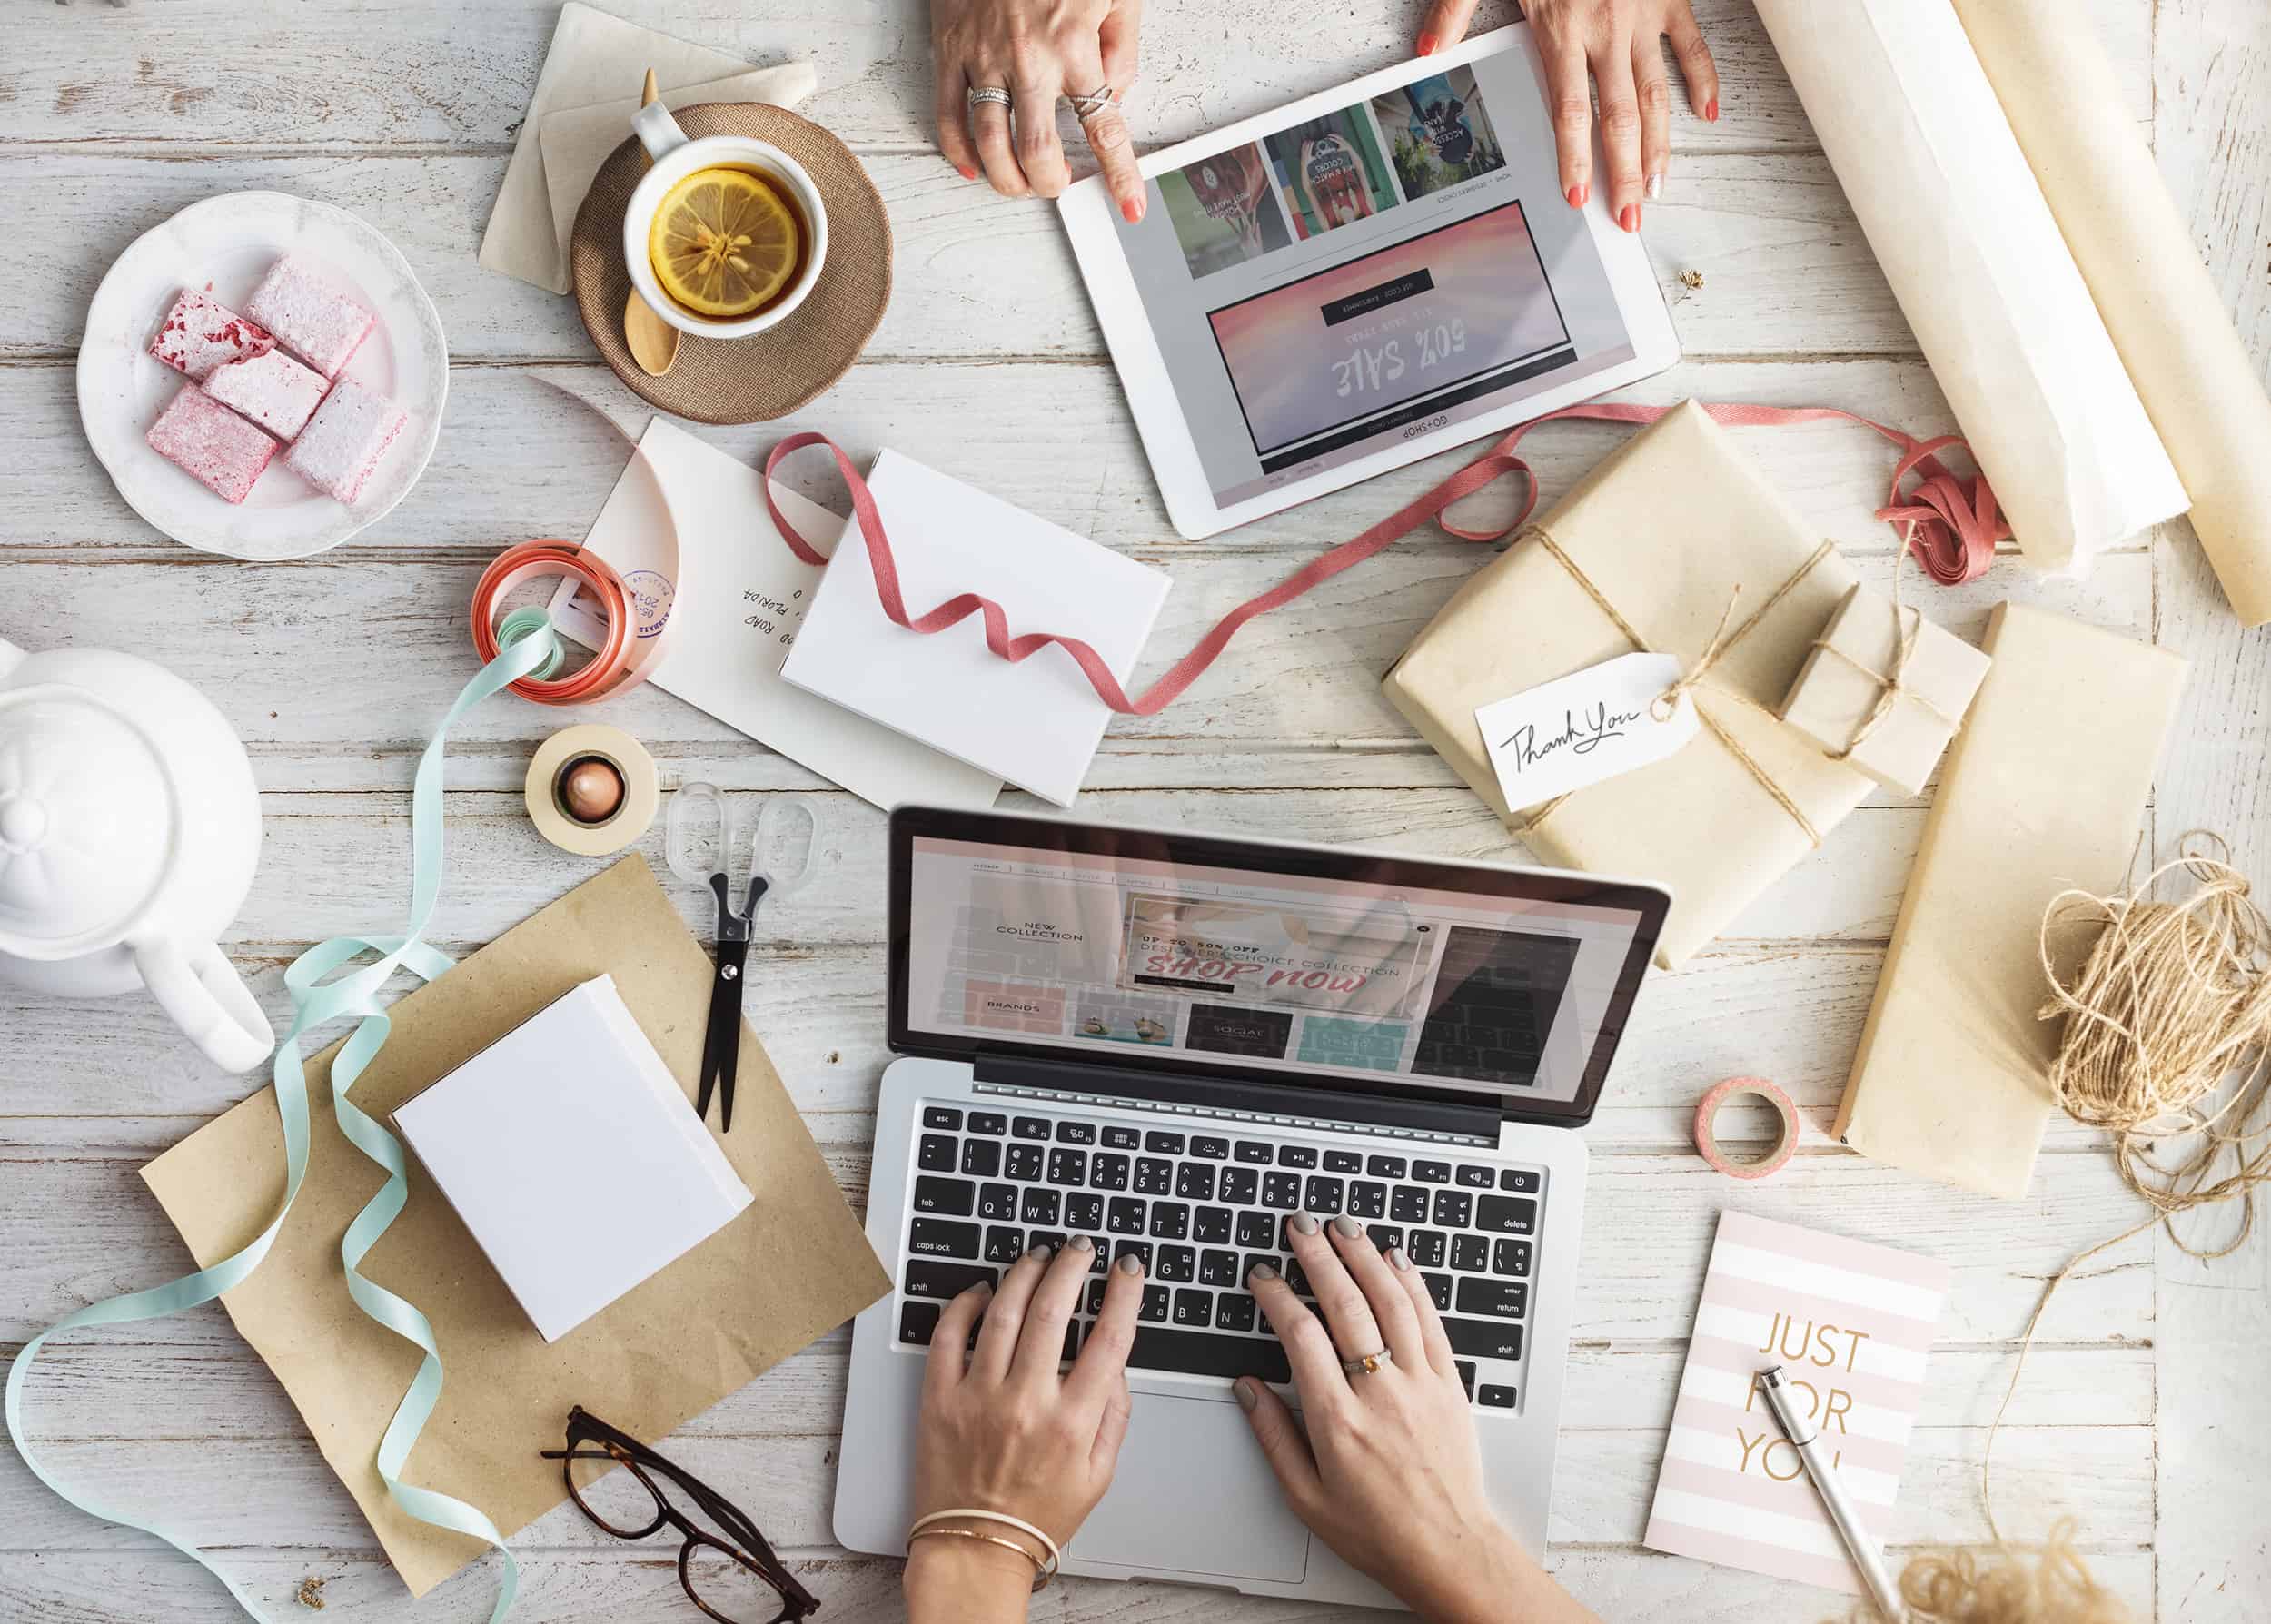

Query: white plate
[76,191,449,560]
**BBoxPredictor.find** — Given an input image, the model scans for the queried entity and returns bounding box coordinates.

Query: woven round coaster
[570,103,892,425]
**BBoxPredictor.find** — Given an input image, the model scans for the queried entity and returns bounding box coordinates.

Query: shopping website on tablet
[1111,50,1638,509]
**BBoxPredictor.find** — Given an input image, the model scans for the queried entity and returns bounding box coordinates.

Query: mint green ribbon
[5,620,560,1619]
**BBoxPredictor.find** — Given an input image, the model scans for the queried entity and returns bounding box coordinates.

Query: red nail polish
[1621,203,1641,232]
[957,164,976,181]
[1121,197,1144,223]
[1415,31,1438,54]
[1567,183,1588,209]
[1705,97,1719,122]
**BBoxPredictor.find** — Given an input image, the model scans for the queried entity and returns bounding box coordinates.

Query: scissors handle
[709,870,771,944]
[696,936,752,1134]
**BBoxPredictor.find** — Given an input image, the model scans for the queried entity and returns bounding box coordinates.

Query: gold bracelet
[907,1525,1054,1592]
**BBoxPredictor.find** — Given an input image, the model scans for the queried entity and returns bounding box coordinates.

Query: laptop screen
[888,808,1667,1125]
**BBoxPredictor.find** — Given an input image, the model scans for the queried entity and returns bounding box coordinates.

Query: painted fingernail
[1567,183,1588,209]
[1291,1212,1321,1236]
[1117,1253,1145,1275]
[956,163,977,181]
[1331,1214,1362,1239]
[1234,1379,1259,1411]
[1388,1246,1413,1272]
[1646,172,1663,202]
[1621,204,1641,233]
[1070,1233,1094,1253]
[1249,1263,1279,1284]
[1416,31,1438,55]
[1120,197,1145,223]
[1705,96,1720,122]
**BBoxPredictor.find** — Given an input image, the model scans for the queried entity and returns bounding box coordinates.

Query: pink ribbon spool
[1691,1075,1800,1180]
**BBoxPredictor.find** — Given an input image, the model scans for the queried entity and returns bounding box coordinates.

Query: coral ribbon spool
[1691,1075,1800,1180]
[469,541,654,706]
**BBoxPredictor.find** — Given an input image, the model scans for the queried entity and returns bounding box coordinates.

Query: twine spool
[1985,835,2271,1538]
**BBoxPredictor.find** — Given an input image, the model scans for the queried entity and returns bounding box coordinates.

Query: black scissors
[673,786,821,1135]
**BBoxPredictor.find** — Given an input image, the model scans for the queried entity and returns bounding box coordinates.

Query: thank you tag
[1475,652,1700,807]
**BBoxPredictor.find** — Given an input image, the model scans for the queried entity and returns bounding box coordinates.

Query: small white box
[392,974,752,1342]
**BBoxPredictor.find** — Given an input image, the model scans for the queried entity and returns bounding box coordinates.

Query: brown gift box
[1777,582,1993,796]
[1383,401,1873,967]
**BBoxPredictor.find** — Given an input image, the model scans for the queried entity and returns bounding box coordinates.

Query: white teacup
[624,104,828,340]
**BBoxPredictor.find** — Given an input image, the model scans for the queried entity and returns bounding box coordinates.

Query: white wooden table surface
[5,2,2267,1619]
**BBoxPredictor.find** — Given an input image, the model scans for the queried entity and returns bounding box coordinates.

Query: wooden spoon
[624,68,681,378]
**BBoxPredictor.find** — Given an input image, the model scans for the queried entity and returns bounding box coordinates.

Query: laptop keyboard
[894,1101,1542,1410]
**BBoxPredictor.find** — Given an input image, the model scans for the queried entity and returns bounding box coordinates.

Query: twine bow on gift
[1512,527,1841,845]
[1807,530,1965,762]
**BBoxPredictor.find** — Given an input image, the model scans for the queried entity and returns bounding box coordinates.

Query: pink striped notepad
[1642,1210,1950,1594]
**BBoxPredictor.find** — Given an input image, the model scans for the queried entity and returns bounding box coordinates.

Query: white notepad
[392,974,752,1343]
[778,451,1174,805]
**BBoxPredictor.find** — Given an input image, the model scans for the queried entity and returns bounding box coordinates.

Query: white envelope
[550,420,1002,812]
[778,451,1175,806]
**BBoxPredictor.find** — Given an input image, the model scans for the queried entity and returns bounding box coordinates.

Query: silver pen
[1757,1364,1906,1621]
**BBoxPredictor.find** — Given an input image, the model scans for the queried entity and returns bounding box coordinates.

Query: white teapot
[0,634,273,1072]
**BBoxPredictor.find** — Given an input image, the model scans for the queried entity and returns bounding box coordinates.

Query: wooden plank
[2147,0,2271,1618]
[7,151,1933,363]
[0,1547,2159,1624]
[0,0,2153,153]
[0,1418,2152,1555]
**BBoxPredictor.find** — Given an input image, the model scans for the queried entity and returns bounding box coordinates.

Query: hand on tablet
[932,0,1148,222]
[1417,0,1720,233]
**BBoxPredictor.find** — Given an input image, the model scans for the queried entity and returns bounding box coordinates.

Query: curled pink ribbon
[762,401,2007,719]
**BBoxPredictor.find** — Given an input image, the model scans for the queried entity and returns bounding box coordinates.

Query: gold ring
[1340,1347,1393,1377]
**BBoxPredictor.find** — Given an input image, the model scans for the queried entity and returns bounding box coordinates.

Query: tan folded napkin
[479,1,815,294]
[540,64,818,292]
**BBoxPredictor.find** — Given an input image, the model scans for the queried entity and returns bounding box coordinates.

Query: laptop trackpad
[1070,1393,1312,1582]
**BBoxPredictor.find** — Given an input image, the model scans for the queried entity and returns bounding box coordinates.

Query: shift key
[902,1260,998,1300]
[909,1218,981,1258]
[1441,1317,1524,1362]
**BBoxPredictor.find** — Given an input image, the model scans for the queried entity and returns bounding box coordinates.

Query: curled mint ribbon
[5,620,560,1620]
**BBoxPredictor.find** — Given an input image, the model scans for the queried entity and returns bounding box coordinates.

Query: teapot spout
[0,636,21,681]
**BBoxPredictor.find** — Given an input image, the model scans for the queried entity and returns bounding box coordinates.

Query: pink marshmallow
[146,383,278,505]
[204,348,330,441]
[149,290,276,381]
[243,255,374,378]
[285,379,405,504]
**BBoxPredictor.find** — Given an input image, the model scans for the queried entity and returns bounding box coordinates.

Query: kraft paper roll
[1691,1076,1798,1181]
[523,724,659,857]
[1951,0,2271,626]
[1750,0,2188,575]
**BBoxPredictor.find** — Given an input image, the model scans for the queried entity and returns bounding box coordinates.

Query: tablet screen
[1110,49,1640,510]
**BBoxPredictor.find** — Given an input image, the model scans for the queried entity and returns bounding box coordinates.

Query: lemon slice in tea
[648,168,800,319]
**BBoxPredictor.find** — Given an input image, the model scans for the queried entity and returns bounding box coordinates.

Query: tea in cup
[623,104,828,340]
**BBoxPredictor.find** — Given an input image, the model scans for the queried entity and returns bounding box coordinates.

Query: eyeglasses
[540,1406,819,1623]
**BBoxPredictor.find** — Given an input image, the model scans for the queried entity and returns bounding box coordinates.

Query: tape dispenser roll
[523,724,660,857]
[1691,1075,1800,1180]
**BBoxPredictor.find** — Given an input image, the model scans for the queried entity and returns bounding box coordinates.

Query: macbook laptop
[835,807,1669,1605]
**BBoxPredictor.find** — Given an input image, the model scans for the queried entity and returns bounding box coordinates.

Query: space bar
[1124,1328,1292,1384]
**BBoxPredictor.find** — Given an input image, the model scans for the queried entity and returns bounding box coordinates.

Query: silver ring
[1068,84,1120,121]
[966,85,1013,111]
[1340,1347,1393,1377]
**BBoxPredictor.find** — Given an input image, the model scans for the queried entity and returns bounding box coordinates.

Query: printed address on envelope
[1474,651,1700,809]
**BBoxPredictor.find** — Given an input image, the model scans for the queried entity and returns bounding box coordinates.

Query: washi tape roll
[523,724,660,857]
[1692,1075,1800,1180]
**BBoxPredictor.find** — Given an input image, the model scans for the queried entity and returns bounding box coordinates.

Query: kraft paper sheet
[141,856,889,1597]
[1383,401,1874,968]
[1951,0,2271,627]
[1833,605,2186,1199]
[1750,0,2188,574]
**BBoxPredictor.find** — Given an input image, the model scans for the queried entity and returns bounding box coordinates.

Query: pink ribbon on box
[761,402,2008,720]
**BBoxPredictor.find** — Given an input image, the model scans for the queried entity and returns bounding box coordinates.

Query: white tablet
[1061,24,1680,540]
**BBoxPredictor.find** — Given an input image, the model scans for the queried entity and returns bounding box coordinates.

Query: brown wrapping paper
[1383,401,1874,967]
[1832,604,2186,1199]
[1952,0,2271,627]
[141,856,889,1597]
[1777,582,1992,797]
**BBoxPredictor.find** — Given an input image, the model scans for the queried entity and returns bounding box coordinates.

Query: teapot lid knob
[0,691,174,956]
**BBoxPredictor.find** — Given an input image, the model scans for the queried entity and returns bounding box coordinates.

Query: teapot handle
[134,936,274,1074]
